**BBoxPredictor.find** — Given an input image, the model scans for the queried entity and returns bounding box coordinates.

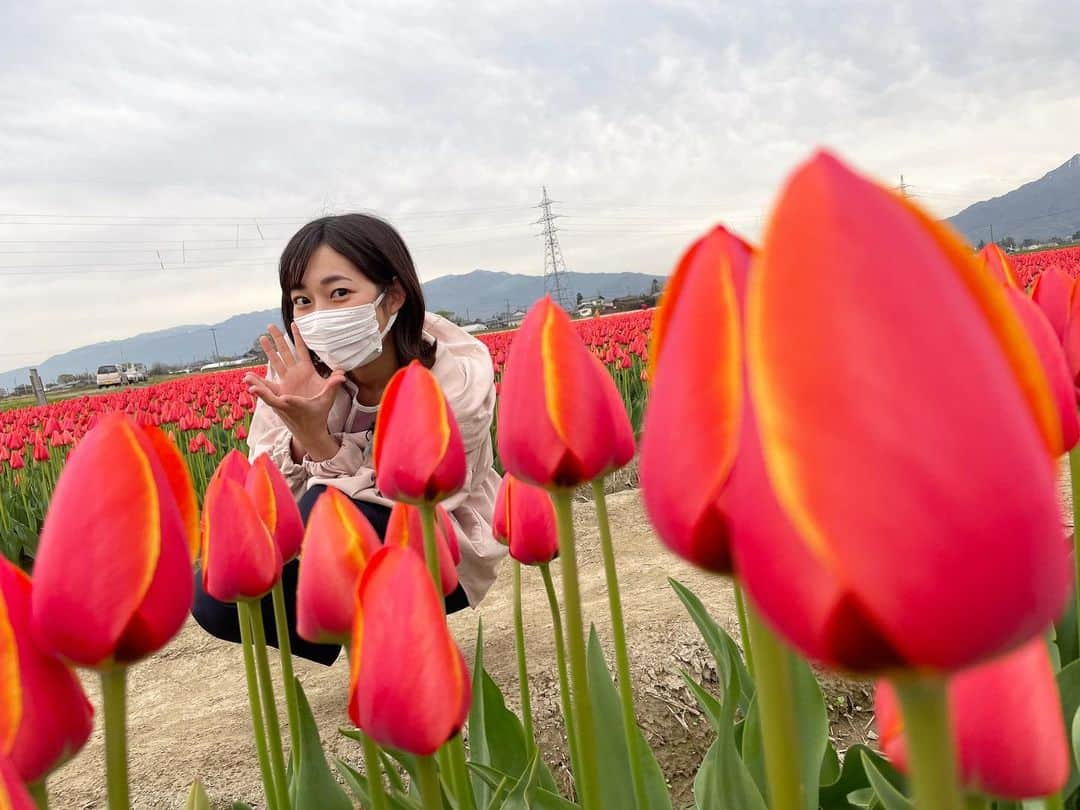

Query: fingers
[246,374,286,408]
[290,321,312,364]
[267,324,296,368]
[259,334,288,380]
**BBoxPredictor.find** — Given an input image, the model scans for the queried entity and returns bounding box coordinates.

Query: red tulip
[296,488,382,646]
[246,454,305,562]
[732,151,1068,672]
[211,449,251,486]
[385,502,460,596]
[0,560,93,782]
[978,243,1020,288]
[1062,281,1080,391]
[1031,267,1072,342]
[7,453,22,471]
[31,444,48,463]
[875,638,1067,798]
[201,476,282,603]
[374,361,466,504]
[1002,286,1079,451]
[0,754,35,810]
[140,426,201,561]
[640,227,751,572]
[493,475,558,565]
[592,354,635,473]
[32,414,195,668]
[497,298,623,487]
[348,546,470,755]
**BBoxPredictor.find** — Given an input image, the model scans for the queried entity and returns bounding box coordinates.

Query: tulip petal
[494,476,559,566]
[0,753,36,810]
[0,594,20,755]
[876,637,1068,798]
[1032,267,1073,342]
[202,477,282,603]
[640,227,749,572]
[141,426,199,561]
[297,488,381,646]
[0,562,92,782]
[211,449,251,486]
[31,415,161,666]
[386,503,459,597]
[978,243,1020,288]
[749,151,1067,670]
[348,547,470,756]
[247,455,305,562]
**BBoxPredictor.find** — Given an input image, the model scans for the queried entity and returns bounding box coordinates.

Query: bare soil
[48,489,879,809]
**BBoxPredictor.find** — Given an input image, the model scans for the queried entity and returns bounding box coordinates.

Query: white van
[96,364,127,388]
[124,363,148,383]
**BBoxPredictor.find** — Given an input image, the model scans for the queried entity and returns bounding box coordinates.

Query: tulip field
[8,153,1080,810]
[0,309,651,567]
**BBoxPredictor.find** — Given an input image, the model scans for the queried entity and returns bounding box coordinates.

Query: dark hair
[278,214,436,373]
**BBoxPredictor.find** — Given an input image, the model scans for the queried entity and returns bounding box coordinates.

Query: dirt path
[48,489,877,809]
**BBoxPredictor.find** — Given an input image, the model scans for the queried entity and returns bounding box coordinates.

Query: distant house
[508,310,528,327]
[461,323,487,334]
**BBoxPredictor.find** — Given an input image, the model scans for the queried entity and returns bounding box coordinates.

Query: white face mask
[293,292,399,370]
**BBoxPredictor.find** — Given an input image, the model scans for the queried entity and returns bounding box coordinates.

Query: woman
[192,213,506,664]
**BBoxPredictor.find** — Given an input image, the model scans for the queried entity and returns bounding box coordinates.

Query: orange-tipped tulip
[640,227,751,572]
[246,454,305,562]
[593,353,635,473]
[1003,286,1079,451]
[978,243,1020,288]
[211,449,251,486]
[348,546,470,755]
[141,426,201,560]
[374,361,466,504]
[493,475,559,565]
[201,476,282,603]
[1062,280,1080,392]
[296,488,382,646]
[1031,267,1073,342]
[733,151,1068,672]
[875,638,1067,798]
[0,754,35,810]
[498,297,623,488]
[31,414,195,668]
[0,560,92,783]
[385,502,460,596]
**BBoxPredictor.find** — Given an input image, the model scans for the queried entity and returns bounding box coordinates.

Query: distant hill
[3,270,662,384]
[948,154,1080,245]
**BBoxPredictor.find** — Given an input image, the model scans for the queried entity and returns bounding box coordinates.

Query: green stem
[27,779,48,810]
[733,583,756,680]
[418,504,441,596]
[540,563,583,791]
[100,667,130,810]
[963,796,992,810]
[447,735,477,810]
[744,605,803,810]
[237,600,279,810]
[416,755,444,810]
[271,581,301,760]
[1043,792,1066,810]
[892,676,964,810]
[1070,447,1080,658]
[513,561,537,753]
[552,490,602,810]
[359,732,390,810]
[591,479,648,810]
[243,601,291,810]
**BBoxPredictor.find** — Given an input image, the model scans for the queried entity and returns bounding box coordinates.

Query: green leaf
[859,751,912,810]
[819,745,897,810]
[291,680,352,810]
[1072,703,1080,775]
[183,780,211,810]
[820,742,841,786]
[469,762,579,810]
[501,751,542,810]
[678,671,724,732]
[738,697,768,799]
[1056,596,1079,669]
[585,626,672,810]
[1057,659,1080,795]
[336,759,422,810]
[669,579,754,711]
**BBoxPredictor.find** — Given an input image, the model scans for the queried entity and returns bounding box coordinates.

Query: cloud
[1,0,1078,370]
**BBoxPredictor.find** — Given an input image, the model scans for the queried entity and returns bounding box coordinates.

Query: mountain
[3,270,662,385]
[947,154,1080,245]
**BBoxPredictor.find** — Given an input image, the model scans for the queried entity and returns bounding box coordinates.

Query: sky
[2,0,1079,372]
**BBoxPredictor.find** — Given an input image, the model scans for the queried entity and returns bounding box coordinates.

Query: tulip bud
[0,560,93,782]
[32,414,195,668]
[201,476,282,603]
[875,638,1068,799]
[348,547,470,755]
[211,449,251,486]
[1031,267,1073,342]
[978,243,1020,288]
[374,361,466,504]
[296,488,382,646]
[246,454,305,562]
[493,475,558,565]
[385,502,460,597]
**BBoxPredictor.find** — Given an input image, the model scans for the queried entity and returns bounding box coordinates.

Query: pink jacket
[246,313,507,605]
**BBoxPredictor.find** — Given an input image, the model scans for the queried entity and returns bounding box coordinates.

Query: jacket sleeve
[246,395,310,497]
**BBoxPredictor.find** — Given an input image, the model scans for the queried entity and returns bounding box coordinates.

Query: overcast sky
[2,0,1079,372]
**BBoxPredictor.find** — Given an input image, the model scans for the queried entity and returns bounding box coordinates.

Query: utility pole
[899,175,909,197]
[209,327,221,361]
[990,224,995,245]
[533,186,574,311]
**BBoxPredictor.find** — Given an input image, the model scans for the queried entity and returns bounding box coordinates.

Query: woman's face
[290,244,403,328]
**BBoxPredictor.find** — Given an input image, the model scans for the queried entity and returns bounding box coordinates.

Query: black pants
[192,484,470,666]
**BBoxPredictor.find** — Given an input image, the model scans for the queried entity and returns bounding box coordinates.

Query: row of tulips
[4,148,1080,810]
[1013,245,1080,289]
